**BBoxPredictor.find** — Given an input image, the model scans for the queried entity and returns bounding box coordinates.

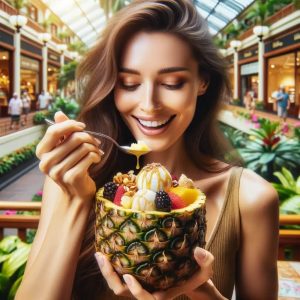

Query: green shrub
[0,236,31,300]
[33,111,49,125]
[48,97,80,120]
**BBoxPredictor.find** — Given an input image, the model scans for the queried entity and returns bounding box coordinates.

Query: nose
[140,81,161,113]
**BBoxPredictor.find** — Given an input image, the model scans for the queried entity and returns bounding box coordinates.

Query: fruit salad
[95,163,206,291]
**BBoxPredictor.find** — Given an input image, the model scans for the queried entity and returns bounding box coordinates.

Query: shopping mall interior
[0,0,300,299]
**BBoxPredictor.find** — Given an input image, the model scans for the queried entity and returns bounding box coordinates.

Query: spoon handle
[44,119,125,152]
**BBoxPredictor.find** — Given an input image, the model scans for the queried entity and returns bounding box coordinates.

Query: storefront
[238,46,258,102]
[226,55,234,98]
[20,55,40,103]
[0,48,12,106]
[48,50,61,96]
[20,38,42,108]
[0,25,14,116]
[265,26,300,118]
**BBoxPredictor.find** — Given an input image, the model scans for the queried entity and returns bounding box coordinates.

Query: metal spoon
[44,118,151,157]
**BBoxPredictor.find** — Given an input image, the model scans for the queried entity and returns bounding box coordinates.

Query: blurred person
[276,85,290,123]
[8,92,23,130]
[21,91,31,126]
[37,90,49,110]
[243,88,255,114]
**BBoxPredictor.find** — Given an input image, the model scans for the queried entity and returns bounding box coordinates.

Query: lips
[132,115,176,135]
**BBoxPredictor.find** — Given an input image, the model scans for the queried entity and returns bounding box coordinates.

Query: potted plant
[238,120,300,180]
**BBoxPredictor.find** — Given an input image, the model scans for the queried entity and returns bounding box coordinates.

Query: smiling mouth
[133,115,176,129]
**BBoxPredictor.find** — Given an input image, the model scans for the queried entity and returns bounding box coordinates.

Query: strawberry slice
[168,192,186,209]
[113,185,125,206]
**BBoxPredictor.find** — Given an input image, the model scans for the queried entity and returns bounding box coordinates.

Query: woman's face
[114,31,206,152]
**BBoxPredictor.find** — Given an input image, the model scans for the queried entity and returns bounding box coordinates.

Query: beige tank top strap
[226,166,243,249]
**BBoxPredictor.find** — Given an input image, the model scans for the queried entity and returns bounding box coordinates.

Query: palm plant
[58,61,78,89]
[68,40,87,55]
[246,0,268,25]
[238,120,300,180]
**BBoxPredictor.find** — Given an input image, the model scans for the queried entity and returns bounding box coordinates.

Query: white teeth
[138,118,170,128]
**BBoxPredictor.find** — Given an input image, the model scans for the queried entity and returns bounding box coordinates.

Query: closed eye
[162,82,185,90]
[119,83,140,91]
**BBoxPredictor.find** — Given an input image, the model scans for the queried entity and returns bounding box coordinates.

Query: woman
[21,91,31,125]
[16,0,278,299]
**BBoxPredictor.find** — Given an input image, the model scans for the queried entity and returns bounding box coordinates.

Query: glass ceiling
[43,0,255,48]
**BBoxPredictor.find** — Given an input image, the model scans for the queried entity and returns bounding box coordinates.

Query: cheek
[161,87,198,111]
[114,89,134,114]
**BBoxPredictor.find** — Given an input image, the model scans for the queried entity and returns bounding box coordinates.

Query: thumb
[194,247,214,276]
[54,111,69,123]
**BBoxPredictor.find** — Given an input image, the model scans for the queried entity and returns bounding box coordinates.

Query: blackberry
[155,191,171,212]
[103,182,118,201]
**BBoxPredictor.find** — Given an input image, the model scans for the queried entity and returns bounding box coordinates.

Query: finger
[39,132,101,173]
[94,253,130,297]
[62,151,101,186]
[123,274,155,300]
[54,111,69,123]
[155,248,213,299]
[36,120,86,158]
[193,247,214,279]
[46,143,102,182]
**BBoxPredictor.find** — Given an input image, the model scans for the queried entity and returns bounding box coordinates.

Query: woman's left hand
[95,247,223,300]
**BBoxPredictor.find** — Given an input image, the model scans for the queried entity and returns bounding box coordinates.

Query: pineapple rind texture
[95,188,206,291]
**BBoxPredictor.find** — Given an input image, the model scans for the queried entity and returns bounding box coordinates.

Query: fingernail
[123,274,132,287]
[99,150,105,155]
[78,122,86,128]
[194,247,207,260]
[94,252,104,268]
[95,138,101,145]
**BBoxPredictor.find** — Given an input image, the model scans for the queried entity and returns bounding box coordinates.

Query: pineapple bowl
[95,163,206,291]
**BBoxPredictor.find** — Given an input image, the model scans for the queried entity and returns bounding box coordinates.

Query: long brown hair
[73,0,237,298]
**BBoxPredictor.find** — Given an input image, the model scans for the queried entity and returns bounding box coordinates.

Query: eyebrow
[119,67,189,75]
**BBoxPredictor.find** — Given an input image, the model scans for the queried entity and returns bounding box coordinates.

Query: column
[253,26,269,102]
[60,52,65,98]
[13,31,21,95]
[257,39,265,101]
[230,40,241,100]
[42,44,48,92]
[233,50,239,99]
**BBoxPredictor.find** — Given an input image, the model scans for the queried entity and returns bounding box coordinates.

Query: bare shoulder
[239,168,279,218]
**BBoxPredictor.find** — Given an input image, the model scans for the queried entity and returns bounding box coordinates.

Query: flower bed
[0,142,39,190]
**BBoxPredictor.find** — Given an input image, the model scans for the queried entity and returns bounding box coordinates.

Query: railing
[0,201,299,260]
[279,214,300,261]
[0,0,17,15]
[0,201,41,241]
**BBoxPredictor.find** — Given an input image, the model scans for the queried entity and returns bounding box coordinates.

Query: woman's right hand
[36,111,103,204]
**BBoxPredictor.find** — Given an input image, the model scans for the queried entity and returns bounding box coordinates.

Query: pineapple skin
[95,188,206,291]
